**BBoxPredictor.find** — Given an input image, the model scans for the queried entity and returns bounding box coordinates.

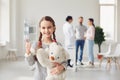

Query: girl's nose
[45,28,49,32]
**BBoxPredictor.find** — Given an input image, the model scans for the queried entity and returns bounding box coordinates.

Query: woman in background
[84,18,95,67]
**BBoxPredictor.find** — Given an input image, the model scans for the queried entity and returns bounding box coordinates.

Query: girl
[84,18,95,67]
[25,16,67,80]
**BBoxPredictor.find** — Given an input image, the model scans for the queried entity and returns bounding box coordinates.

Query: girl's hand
[50,62,65,75]
[25,40,31,55]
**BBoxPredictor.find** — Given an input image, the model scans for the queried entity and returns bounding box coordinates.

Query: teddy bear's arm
[36,48,53,68]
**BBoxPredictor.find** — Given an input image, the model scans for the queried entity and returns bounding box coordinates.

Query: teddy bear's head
[48,42,68,63]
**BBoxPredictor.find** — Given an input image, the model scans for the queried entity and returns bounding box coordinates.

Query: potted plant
[94,26,105,53]
[94,26,105,62]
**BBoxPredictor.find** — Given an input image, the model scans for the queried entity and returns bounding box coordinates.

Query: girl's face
[40,20,55,38]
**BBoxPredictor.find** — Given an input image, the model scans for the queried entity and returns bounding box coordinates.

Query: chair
[97,44,112,67]
[6,42,17,60]
[98,43,120,70]
[105,44,120,70]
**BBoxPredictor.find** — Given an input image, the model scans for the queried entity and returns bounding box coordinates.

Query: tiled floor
[0,57,120,80]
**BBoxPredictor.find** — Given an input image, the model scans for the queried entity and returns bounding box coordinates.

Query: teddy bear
[36,42,69,80]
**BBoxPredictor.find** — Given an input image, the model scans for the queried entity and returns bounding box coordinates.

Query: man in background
[75,17,87,65]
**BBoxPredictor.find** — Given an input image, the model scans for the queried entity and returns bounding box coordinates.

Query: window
[0,0,10,42]
[24,20,37,43]
[99,0,116,40]
[100,0,115,4]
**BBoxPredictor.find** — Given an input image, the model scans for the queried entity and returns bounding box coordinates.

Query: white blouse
[85,26,95,40]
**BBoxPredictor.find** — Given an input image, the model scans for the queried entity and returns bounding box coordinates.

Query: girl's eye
[48,26,52,29]
[42,27,45,29]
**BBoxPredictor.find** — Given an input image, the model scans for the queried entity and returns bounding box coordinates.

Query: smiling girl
[25,16,67,80]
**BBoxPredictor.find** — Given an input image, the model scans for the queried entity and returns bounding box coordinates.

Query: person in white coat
[63,16,75,67]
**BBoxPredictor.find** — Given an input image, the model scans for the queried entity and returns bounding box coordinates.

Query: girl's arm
[61,60,67,70]
[25,41,36,66]
[50,62,67,75]
[50,56,68,75]
[25,53,36,66]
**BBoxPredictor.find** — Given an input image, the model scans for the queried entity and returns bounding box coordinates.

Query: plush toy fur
[36,42,69,80]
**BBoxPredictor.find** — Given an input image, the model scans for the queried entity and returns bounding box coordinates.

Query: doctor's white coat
[63,22,75,48]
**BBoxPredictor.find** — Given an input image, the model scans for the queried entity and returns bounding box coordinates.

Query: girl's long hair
[38,16,56,48]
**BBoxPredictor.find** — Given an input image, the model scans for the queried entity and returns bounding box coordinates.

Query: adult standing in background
[84,18,95,67]
[63,16,75,67]
[75,17,87,65]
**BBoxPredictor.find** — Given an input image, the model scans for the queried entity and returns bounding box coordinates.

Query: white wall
[117,0,120,43]
[0,0,10,58]
[0,0,1,40]
[0,0,10,41]
[20,0,99,43]
[19,0,99,56]
[10,0,17,49]
[0,0,100,59]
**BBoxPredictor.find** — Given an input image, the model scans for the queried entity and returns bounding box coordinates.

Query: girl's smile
[40,20,55,38]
